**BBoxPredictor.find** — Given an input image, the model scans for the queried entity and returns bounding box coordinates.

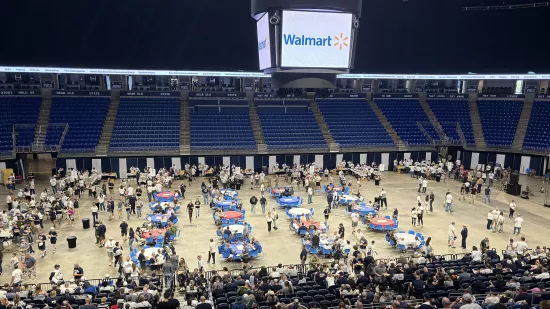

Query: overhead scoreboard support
[251,0,362,88]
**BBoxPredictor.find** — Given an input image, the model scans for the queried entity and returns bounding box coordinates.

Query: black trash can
[374,179,380,186]
[67,236,77,249]
[82,218,90,229]
[236,183,241,190]
[435,174,441,182]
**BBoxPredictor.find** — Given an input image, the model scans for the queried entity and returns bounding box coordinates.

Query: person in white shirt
[448,222,456,248]
[471,246,483,262]
[350,212,359,231]
[515,237,528,254]
[513,214,524,235]
[509,200,516,219]
[50,178,57,193]
[445,192,453,213]
[11,265,23,285]
[488,172,495,187]
[417,177,423,192]
[534,268,550,280]
[421,179,428,193]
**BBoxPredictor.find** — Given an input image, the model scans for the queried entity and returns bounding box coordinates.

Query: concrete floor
[1,161,549,284]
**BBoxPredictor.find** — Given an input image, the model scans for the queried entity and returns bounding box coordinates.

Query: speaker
[506,183,522,196]
[509,173,520,185]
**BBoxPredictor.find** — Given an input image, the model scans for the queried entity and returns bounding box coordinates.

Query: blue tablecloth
[149,214,170,223]
[356,207,376,216]
[229,243,245,254]
[216,201,234,207]
[278,197,301,207]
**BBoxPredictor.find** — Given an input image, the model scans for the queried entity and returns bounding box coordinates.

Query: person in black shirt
[97,221,107,246]
[157,291,180,309]
[324,207,330,222]
[73,264,84,280]
[300,245,307,265]
[338,223,345,238]
[48,227,58,253]
[120,220,129,242]
[196,296,212,309]
[187,201,194,223]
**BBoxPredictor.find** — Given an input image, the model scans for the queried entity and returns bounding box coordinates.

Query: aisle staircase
[467,93,487,149]
[310,99,339,152]
[32,95,52,152]
[418,92,446,140]
[511,93,535,151]
[367,96,406,149]
[248,101,267,153]
[96,92,120,155]
[180,97,191,155]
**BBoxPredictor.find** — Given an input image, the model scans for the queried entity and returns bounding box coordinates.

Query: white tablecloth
[226,225,244,234]
[151,202,172,209]
[394,233,417,247]
[288,208,311,215]
[143,247,162,259]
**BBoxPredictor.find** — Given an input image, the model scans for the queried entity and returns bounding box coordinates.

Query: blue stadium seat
[317,100,394,148]
[523,100,550,150]
[110,98,180,152]
[0,96,41,151]
[258,111,327,150]
[428,99,475,146]
[478,99,522,147]
[375,98,438,145]
[190,110,256,151]
[46,97,110,152]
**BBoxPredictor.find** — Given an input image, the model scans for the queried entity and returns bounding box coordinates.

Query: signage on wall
[427,94,468,99]
[479,94,525,99]
[42,81,54,88]
[372,93,419,98]
[110,81,123,89]
[120,91,181,97]
[254,92,277,99]
[0,90,41,96]
[315,92,366,99]
[52,90,111,96]
[189,91,246,98]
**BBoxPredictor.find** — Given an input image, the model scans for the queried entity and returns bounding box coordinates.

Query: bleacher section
[190,111,256,151]
[477,100,523,147]
[258,111,327,150]
[523,100,550,150]
[317,100,394,148]
[110,98,180,152]
[375,98,438,145]
[46,97,110,152]
[0,96,41,150]
[428,99,476,146]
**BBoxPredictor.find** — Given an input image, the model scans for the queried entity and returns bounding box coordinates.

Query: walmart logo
[258,37,269,51]
[283,33,349,50]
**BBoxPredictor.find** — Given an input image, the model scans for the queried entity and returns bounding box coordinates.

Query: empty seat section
[47,97,110,152]
[428,99,475,146]
[190,111,255,151]
[523,100,550,150]
[110,98,180,152]
[317,100,394,148]
[477,99,522,147]
[375,99,438,145]
[0,96,41,149]
[258,111,327,150]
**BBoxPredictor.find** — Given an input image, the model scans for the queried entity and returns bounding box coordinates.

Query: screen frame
[256,12,273,70]
[278,9,355,69]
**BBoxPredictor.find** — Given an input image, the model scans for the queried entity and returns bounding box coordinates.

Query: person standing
[445,191,453,213]
[416,203,424,227]
[91,203,99,223]
[206,239,215,265]
[422,178,428,193]
[162,259,174,290]
[460,224,468,249]
[323,206,330,223]
[194,198,201,218]
[266,211,273,232]
[513,214,524,235]
[417,177,423,193]
[300,245,307,265]
[136,198,143,218]
[272,208,278,230]
[260,195,267,214]
[488,171,494,187]
[486,210,494,231]
[509,200,516,218]
[448,222,456,248]
[484,186,491,204]
[120,220,128,243]
[379,188,387,209]
[429,191,435,212]
[187,201,194,223]
[307,186,313,204]
[24,253,37,281]
[249,195,258,215]
[327,193,333,211]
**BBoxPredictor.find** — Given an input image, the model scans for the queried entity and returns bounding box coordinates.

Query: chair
[408,230,415,235]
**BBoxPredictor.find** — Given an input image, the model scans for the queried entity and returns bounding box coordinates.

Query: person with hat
[48,227,58,253]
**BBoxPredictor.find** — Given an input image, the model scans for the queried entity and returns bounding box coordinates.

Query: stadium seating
[375,99,438,145]
[190,111,256,151]
[110,98,180,152]
[46,97,110,152]
[523,100,550,150]
[427,99,476,146]
[0,96,41,150]
[316,100,394,148]
[258,111,327,150]
[477,99,523,147]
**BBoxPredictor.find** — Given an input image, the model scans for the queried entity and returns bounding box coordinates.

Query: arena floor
[1,161,549,284]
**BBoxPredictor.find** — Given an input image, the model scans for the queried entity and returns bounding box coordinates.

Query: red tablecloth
[302,220,321,229]
[328,186,343,191]
[271,188,286,194]
[143,229,166,238]
[370,219,395,227]
[156,192,174,198]
[223,211,243,219]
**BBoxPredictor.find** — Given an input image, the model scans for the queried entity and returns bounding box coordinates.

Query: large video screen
[256,13,272,70]
[281,10,353,68]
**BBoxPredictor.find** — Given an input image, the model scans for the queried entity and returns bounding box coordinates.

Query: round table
[327,186,343,191]
[278,197,300,206]
[156,192,175,199]
[319,238,335,250]
[142,229,166,239]
[229,243,245,254]
[369,218,395,230]
[216,201,236,208]
[143,247,162,259]
[149,214,170,223]
[288,208,311,217]
[394,232,417,247]
[270,188,286,195]
[355,206,376,216]
[226,224,245,234]
[222,211,243,219]
[340,195,359,203]
[150,202,172,209]
[299,220,323,229]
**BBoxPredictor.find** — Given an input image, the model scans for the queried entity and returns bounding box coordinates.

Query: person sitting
[298,223,307,235]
